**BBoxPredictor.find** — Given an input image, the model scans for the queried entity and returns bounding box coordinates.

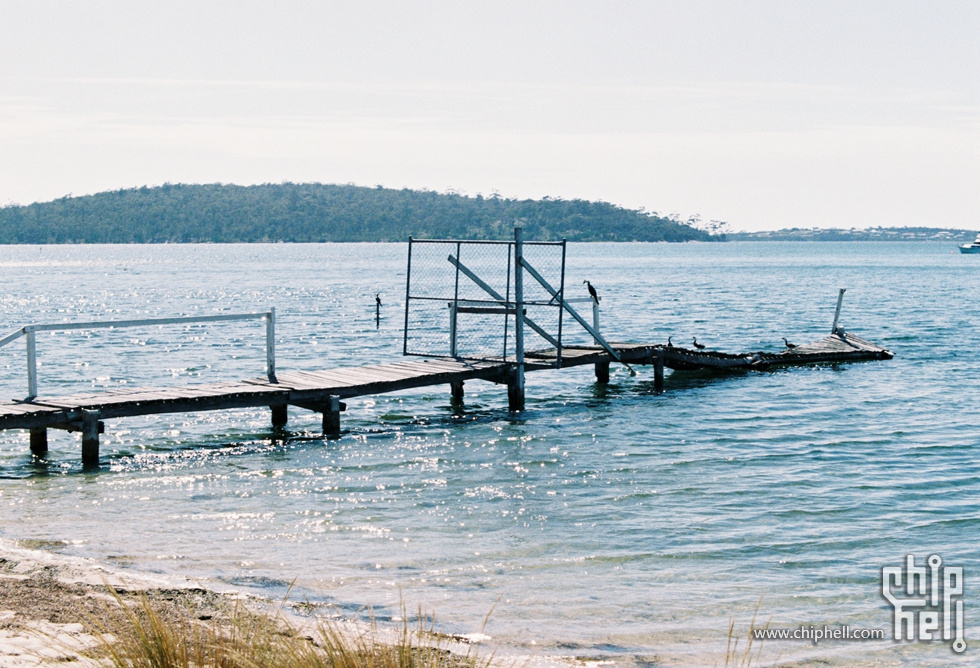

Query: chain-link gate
[402,231,569,365]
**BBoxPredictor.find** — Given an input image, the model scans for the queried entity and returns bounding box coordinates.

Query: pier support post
[29,428,47,456]
[450,380,464,403]
[80,410,100,465]
[270,404,288,428]
[595,360,610,384]
[654,349,665,392]
[507,368,525,412]
[322,396,341,436]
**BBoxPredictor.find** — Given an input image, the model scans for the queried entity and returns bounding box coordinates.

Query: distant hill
[0,183,714,244]
[727,227,975,242]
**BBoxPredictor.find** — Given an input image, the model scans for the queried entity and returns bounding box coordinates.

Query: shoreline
[0,538,573,668]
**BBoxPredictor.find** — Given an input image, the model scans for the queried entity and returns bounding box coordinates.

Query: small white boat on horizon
[960,233,980,253]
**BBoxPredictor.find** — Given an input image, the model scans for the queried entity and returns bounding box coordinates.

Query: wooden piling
[507,368,525,411]
[322,396,341,436]
[270,404,288,428]
[594,360,610,384]
[654,349,664,391]
[29,428,47,456]
[450,380,464,403]
[80,410,100,465]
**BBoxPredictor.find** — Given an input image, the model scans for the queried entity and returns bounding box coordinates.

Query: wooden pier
[0,232,894,465]
[0,331,891,465]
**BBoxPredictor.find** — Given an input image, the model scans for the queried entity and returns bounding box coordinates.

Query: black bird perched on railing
[583,280,599,304]
[782,337,797,349]
[692,337,706,350]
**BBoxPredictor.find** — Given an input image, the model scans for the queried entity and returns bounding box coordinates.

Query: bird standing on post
[583,280,599,304]
[375,294,382,328]
[692,337,706,350]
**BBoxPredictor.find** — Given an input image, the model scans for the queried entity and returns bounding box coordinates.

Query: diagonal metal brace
[519,257,636,376]
[447,254,560,348]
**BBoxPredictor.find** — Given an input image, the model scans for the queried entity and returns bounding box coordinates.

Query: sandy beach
[0,539,574,668]
[0,538,246,666]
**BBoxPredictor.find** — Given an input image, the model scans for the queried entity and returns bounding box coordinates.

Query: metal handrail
[0,309,276,400]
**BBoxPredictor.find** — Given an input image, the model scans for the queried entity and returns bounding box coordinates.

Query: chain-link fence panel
[403,236,568,363]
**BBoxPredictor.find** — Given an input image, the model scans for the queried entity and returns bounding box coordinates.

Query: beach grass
[721,598,770,668]
[82,587,495,668]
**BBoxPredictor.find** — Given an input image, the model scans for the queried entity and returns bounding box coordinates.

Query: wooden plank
[0,403,63,416]
[275,371,361,387]
[384,360,473,373]
[350,365,445,381]
[287,365,511,403]
[274,370,351,385]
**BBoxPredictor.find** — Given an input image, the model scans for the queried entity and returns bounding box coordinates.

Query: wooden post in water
[509,226,526,411]
[450,380,464,403]
[81,410,100,465]
[654,349,665,391]
[271,404,288,428]
[322,396,342,436]
[831,288,846,335]
[29,428,47,456]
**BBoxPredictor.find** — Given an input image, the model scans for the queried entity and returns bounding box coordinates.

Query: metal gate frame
[402,226,625,370]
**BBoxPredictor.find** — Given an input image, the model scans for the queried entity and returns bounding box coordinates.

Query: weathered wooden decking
[0,332,891,464]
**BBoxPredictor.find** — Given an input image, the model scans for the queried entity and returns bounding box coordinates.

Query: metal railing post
[449,302,458,357]
[592,300,601,344]
[510,226,525,410]
[266,308,276,379]
[403,237,413,355]
[26,329,37,400]
[556,239,566,368]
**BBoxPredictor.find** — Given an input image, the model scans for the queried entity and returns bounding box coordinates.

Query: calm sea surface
[0,242,976,666]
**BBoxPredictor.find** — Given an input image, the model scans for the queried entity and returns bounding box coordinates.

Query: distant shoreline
[0,236,972,246]
[727,227,974,242]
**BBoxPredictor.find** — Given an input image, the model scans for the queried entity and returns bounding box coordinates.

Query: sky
[0,0,977,231]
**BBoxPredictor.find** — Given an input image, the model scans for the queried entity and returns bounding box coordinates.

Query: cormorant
[782,337,797,349]
[376,294,382,307]
[667,336,673,348]
[583,280,599,304]
[692,337,706,350]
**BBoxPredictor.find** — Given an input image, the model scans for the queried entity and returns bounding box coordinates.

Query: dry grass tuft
[82,587,495,668]
[721,598,770,668]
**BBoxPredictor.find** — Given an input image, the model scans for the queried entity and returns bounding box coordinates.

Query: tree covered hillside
[0,183,714,243]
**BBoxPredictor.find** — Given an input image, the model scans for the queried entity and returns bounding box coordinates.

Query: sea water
[0,242,976,666]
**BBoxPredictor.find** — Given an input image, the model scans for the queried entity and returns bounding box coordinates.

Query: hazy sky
[1,1,977,231]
